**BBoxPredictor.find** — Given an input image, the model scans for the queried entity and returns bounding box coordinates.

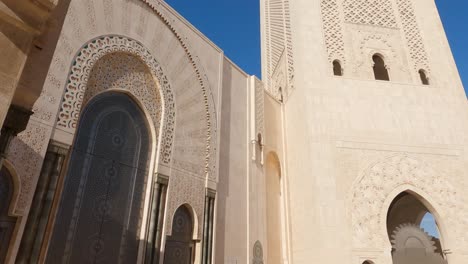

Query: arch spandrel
[348,154,468,251]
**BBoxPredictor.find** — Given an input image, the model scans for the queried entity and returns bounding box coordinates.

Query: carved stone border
[349,154,468,251]
[141,0,218,178]
[56,35,175,166]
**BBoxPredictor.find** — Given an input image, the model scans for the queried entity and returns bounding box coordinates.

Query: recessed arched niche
[265,152,283,264]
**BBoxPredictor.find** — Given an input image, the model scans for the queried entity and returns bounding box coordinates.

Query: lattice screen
[263,0,294,91]
[343,0,398,28]
[397,0,431,72]
[321,0,346,64]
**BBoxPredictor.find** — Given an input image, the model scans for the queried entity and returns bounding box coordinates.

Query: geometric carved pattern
[56,35,175,165]
[344,0,398,28]
[350,154,468,249]
[397,0,431,73]
[321,0,346,64]
[85,52,162,137]
[7,123,49,215]
[255,78,265,138]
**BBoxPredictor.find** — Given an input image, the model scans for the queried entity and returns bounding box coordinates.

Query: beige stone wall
[273,0,468,263]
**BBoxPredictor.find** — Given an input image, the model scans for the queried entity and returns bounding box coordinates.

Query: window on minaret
[419,69,430,85]
[333,60,343,76]
[372,54,390,81]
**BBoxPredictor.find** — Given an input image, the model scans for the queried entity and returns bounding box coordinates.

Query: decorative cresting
[397,0,431,73]
[343,0,398,28]
[391,224,447,264]
[390,223,437,252]
[252,241,264,264]
[350,155,468,250]
[141,0,218,178]
[56,35,175,165]
[321,0,345,64]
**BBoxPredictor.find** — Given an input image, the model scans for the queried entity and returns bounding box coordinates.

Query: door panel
[47,93,150,264]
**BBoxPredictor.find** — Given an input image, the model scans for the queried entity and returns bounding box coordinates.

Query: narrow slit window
[419,69,430,85]
[373,54,390,81]
[333,60,343,76]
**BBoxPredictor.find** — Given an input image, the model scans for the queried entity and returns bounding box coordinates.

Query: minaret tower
[260,0,468,263]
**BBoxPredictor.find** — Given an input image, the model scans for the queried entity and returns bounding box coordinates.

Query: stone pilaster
[15,142,68,264]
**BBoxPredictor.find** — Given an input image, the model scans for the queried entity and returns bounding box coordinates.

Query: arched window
[419,69,430,85]
[333,60,343,76]
[363,261,374,264]
[372,54,390,81]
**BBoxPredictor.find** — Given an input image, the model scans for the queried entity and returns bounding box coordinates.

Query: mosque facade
[0,0,467,263]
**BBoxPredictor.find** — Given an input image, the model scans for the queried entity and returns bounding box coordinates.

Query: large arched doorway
[387,192,447,264]
[164,205,195,264]
[46,92,151,263]
[0,166,17,263]
[265,152,283,264]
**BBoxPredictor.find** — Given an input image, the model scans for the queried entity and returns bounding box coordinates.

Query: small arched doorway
[265,152,283,264]
[47,92,152,263]
[387,192,447,264]
[0,166,17,263]
[164,205,195,264]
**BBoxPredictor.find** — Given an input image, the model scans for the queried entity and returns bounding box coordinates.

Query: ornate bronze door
[164,206,194,264]
[0,167,16,263]
[47,92,151,263]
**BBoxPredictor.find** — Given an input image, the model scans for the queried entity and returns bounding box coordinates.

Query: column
[202,189,216,264]
[16,142,68,264]
[145,174,168,264]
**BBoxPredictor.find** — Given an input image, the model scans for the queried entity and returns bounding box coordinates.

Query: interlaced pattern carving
[344,0,398,28]
[321,0,345,64]
[351,155,468,249]
[57,35,175,165]
[397,0,430,72]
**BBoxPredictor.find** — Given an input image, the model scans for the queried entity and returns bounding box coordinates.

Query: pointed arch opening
[373,54,390,81]
[265,152,284,264]
[386,191,447,264]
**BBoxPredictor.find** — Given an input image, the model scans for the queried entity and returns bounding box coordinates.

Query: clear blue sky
[166,0,467,93]
[165,0,461,239]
